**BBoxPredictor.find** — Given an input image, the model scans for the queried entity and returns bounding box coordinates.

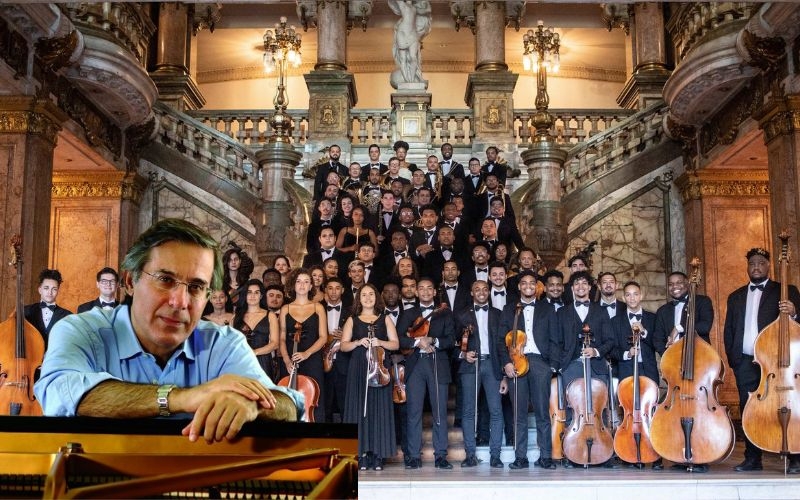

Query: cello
[549,372,568,461]
[562,324,614,466]
[650,258,734,469]
[0,235,45,416]
[278,322,320,422]
[742,232,800,456]
[613,325,660,465]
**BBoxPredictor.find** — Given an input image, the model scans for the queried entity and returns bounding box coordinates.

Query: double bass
[742,232,800,456]
[0,235,45,416]
[613,325,660,465]
[650,258,734,469]
[549,372,568,462]
[278,322,320,422]
[562,324,614,466]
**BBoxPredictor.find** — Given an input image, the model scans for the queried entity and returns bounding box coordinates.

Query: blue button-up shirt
[34,305,304,419]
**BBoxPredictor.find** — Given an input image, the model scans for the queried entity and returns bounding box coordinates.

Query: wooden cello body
[742,232,800,455]
[0,235,45,416]
[650,258,734,466]
[278,322,320,422]
[613,325,660,464]
[562,325,614,466]
[549,372,568,460]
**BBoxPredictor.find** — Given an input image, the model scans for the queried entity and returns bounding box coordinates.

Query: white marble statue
[389,0,431,89]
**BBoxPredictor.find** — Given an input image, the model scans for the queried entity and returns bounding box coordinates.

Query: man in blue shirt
[35,218,304,443]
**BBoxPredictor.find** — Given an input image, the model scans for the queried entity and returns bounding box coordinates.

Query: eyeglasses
[141,271,211,300]
[98,279,117,286]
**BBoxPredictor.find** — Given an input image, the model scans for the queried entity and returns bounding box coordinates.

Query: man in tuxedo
[476,173,515,220]
[439,260,470,312]
[597,272,625,313]
[397,278,455,469]
[653,271,715,354]
[321,278,349,423]
[439,142,465,179]
[610,281,658,383]
[543,270,565,309]
[501,270,558,470]
[265,284,285,315]
[306,199,337,255]
[77,267,120,313]
[361,143,387,179]
[342,260,365,312]
[486,198,524,252]
[356,243,379,288]
[376,191,398,252]
[392,205,419,242]
[488,261,519,312]
[724,247,800,473]
[410,205,439,259]
[562,254,598,304]
[463,157,485,198]
[508,248,539,293]
[376,228,411,279]
[382,281,409,461]
[313,144,348,200]
[481,146,508,184]
[24,269,72,346]
[422,226,463,286]
[400,276,419,311]
[455,280,504,468]
[460,242,491,287]
[302,227,345,278]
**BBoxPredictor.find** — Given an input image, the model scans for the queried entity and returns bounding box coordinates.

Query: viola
[0,235,45,416]
[549,372,568,460]
[650,258,734,468]
[390,353,406,404]
[562,324,614,466]
[742,231,800,455]
[278,322,320,422]
[504,303,528,377]
[613,325,660,465]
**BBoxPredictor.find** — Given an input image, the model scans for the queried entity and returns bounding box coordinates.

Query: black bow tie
[365,265,373,270]
[385,309,399,317]
[403,300,416,307]
[493,290,505,296]
[474,304,489,312]
[629,312,642,321]
[471,175,480,179]
[425,230,434,237]
[750,283,766,291]
[441,247,453,252]
[320,220,331,226]
[40,302,55,311]
[100,301,116,308]
[549,299,563,306]
[672,296,688,305]
[575,300,590,307]
[395,251,406,257]
[322,248,333,255]
[383,211,393,216]
[421,304,435,311]
[522,301,535,308]
[602,302,616,309]
[445,285,457,290]
[446,223,455,229]
[327,304,341,312]
[476,268,488,273]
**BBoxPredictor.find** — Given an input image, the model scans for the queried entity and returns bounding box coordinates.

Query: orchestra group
[23,141,800,474]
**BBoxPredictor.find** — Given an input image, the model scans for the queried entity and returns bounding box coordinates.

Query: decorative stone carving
[739,29,785,71]
[192,3,223,35]
[55,77,122,157]
[759,108,800,145]
[0,99,62,145]
[0,17,29,78]
[676,170,769,202]
[52,171,126,199]
[35,30,82,73]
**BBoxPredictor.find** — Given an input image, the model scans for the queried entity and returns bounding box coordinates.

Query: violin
[562,324,614,467]
[650,258,734,468]
[742,231,800,455]
[613,325,660,465]
[278,322,320,422]
[0,235,45,416]
[549,372,568,461]
[390,353,406,404]
[504,303,528,377]
[322,328,341,373]
[365,322,390,388]
[460,324,473,354]
[401,303,448,355]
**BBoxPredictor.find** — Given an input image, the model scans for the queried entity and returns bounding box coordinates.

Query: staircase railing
[187,109,310,146]
[561,101,670,195]
[153,102,261,197]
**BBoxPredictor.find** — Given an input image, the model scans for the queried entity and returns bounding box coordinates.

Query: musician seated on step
[34,218,304,443]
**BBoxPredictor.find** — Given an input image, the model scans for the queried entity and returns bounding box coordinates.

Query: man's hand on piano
[172,374,277,415]
[181,391,259,443]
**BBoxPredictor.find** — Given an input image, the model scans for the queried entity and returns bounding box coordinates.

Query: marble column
[305,1,356,151]
[755,94,800,280]
[0,97,64,314]
[150,2,205,111]
[520,142,568,269]
[254,143,303,265]
[466,2,517,154]
[617,3,671,110]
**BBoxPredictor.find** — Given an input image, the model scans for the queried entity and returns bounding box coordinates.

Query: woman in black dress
[336,206,378,266]
[232,279,279,381]
[341,283,399,471]
[279,268,328,422]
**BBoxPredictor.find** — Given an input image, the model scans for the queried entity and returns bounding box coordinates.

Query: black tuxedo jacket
[440,159,465,179]
[422,249,467,287]
[410,227,440,255]
[77,298,118,313]
[609,309,658,382]
[321,300,351,376]
[460,265,491,289]
[554,302,615,373]
[24,303,72,344]
[313,161,348,199]
[396,306,455,382]
[723,280,800,369]
[302,248,347,280]
[360,162,388,180]
[489,288,520,312]
[453,304,503,378]
[438,282,471,313]
[596,299,628,319]
[475,192,516,221]
[481,162,508,184]
[498,300,557,369]
[653,294,714,354]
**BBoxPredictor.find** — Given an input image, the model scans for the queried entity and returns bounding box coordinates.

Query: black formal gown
[343,315,396,459]
[285,310,326,423]
[234,313,276,382]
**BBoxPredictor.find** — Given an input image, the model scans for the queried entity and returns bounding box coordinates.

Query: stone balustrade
[666,2,754,62]
[187,109,310,146]
[65,3,155,68]
[154,103,261,197]
[515,109,636,146]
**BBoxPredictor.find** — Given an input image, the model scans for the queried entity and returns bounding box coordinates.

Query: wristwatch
[157,384,177,417]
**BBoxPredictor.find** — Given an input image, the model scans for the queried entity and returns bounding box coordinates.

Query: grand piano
[0,416,357,499]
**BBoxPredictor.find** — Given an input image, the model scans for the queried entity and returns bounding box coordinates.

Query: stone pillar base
[149,72,206,112]
[617,66,671,110]
[465,71,518,144]
[391,90,432,166]
[304,70,357,151]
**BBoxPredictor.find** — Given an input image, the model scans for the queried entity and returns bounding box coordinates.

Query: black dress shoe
[652,458,663,470]
[734,457,763,472]
[603,458,621,469]
[508,457,529,470]
[787,458,800,474]
[490,456,504,468]
[453,418,462,428]
[461,455,478,468]
[373,457,384,471]
[535,458,556,470]
[435,457,454,470]
[560,458,574,469]
[405,458,421,469]
[359,456,370,471]
[688,464,708,473]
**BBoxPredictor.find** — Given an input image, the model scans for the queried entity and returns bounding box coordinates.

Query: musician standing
[610,281,658,383]
[501,270,558,469]
[397,278,455,469]
[723,247,800,473]
[653,271,714,354]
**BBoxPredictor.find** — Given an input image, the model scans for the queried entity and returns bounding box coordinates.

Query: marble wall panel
[49,201,120,313]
